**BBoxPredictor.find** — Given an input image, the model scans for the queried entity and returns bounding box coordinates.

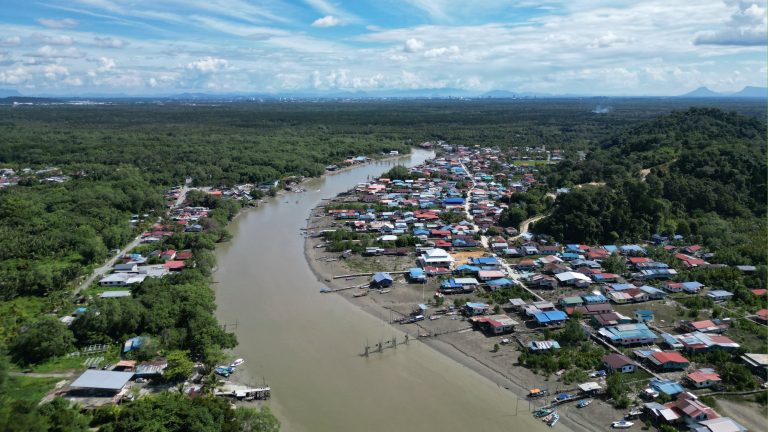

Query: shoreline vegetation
[0,101,765,431]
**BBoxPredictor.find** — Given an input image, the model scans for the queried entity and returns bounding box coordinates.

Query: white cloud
[694,0,767,45]
[97,57,116,72]
[43,64,69,80]
[29,46,84,59]
[403,38,424,52]
[187,57,229,73]
[423,45,460,58]
[311,15,340,28]
[64,76,83,86]
[37,18,79,28]
[34,34,75,46]
[94,36,128,48]
[0,67,30,85]
[0,36,21,47]
[588,32,632,48]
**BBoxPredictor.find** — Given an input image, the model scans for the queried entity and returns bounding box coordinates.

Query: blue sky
[0,0,766,95]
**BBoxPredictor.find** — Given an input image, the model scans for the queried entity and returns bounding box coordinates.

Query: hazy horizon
[1,0,767,97]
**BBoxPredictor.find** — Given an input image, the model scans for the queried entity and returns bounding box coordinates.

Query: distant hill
[679,86,722,98]
[731,86,768,98]
[0,88,21,98]
[0,96,60,104]
[679,86,767,99]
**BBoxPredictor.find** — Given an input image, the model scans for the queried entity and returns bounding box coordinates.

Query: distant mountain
[0,88,21,98]
[679,86,722,98]
[679,86,767,99]
[731,86,768,98]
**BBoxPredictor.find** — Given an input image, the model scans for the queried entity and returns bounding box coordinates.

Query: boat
[577,399,593,408]
[429,315,441,320]
[541,413,554,423]
[547,412,560,427]
[626,409,642,418]
[319,288,330,293]
[533,408,553,418]
[378,289,391,294]
[229,358,245,368]
[214,366,234,377]
[612,420,634,429]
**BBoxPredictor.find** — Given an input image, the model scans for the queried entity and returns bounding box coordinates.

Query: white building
[419,248,455,267]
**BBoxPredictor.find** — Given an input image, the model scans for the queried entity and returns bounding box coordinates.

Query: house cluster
[0,166,73,187]
[169,206,210,233]
[96,248,193,289]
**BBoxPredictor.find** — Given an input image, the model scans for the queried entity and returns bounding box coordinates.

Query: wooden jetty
[332,271,410,280]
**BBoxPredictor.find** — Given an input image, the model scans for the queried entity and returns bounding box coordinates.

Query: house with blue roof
[454,264,481,274]
[620,245,647,256]
[560,252,581,261]
[635,310,655,323]
[706,290,734,302]
[597,323,659,346]
[371,272,394,288]
[650,379,685,396]
[408,268,426,283]
[664,281,704,293]
[639,285,668,299]
[534,310,568,326]
[486,278,514,289]
[443,197,465,206]
[464,302,490,316]
[583,294,609,304]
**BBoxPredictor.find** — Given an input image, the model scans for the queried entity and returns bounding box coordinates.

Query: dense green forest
[0,99,765,430]
[537,108,767,266]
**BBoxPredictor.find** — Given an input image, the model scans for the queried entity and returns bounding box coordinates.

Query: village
[306,143,767,432]
[27,182,276,411]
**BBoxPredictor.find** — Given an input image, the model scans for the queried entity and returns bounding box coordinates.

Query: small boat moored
[547,412,560,427]
[577,399,593,408]
[230,358,245,368]
[612,420,634,429]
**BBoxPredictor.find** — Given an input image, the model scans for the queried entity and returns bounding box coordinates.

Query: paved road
[511,214,546,241]
[459,160,543,301]
[75,234,144,295]
[74,184,190,295]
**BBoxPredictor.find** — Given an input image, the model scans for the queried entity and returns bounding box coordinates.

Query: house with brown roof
[603,353,637,374]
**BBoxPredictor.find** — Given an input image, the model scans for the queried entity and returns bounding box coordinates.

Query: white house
[419,248,455,267]
[555,271,592,288]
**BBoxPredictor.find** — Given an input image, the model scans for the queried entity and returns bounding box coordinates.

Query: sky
[0,0,766,96]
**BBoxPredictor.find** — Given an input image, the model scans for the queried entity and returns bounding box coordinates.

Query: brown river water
[214,149,555,432]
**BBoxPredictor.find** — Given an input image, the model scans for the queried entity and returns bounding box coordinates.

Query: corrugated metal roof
[70,370,134,391]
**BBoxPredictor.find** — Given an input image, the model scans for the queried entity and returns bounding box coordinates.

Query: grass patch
[5,376,61,403]
[512,160,549,165]
[0,296,50,341]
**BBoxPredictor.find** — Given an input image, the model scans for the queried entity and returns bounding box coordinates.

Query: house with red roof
[671,392,718,423]
[161,249,177,261]
[648,351,690,370]
[755,309,768,323]
[685,369,722,389]
[163,260,186,271]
